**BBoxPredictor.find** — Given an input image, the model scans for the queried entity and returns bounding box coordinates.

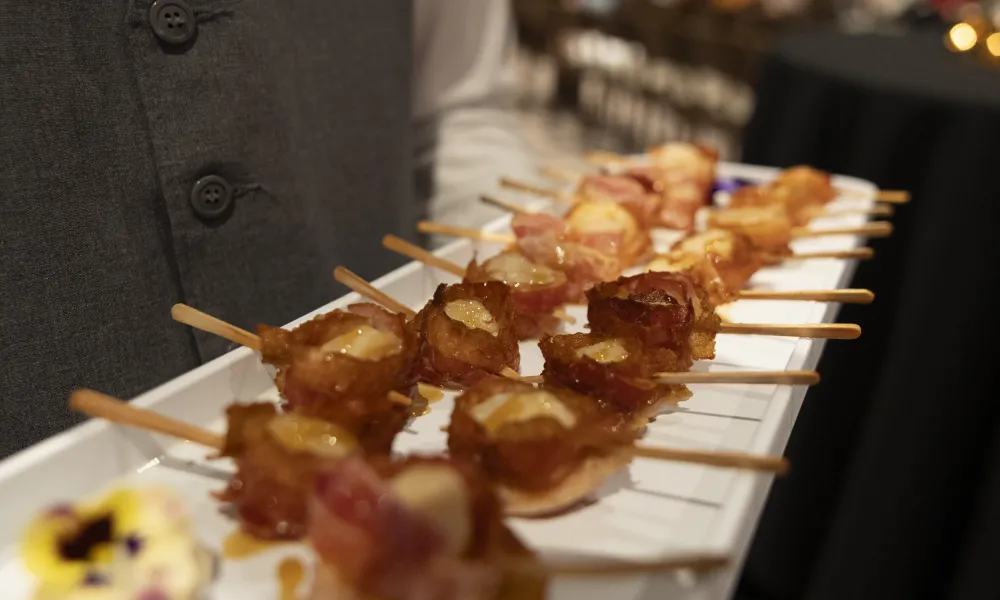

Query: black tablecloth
[738,30,1000,600]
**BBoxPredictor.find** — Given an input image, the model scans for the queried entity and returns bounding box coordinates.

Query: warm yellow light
[986,32,1000,56]
[949,23,979,52]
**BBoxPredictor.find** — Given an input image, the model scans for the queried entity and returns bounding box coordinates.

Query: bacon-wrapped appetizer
[448,378,637,516]
[630,142,718,230]
[647,229,766,305]
[704,204,793,258]
[539,333,691,420]
[586,271,720,369]
[218,403,359,541]
[512,203,650,300]
[575,174,661,228]
[308,455,545,600]
[257,303,418,410]
[727,166,837,226]
[464,251,570,341]
[411,282,520,389]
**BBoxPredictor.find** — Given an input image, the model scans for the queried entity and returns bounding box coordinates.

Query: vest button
[190,175,233,220]
[149,0,197,46]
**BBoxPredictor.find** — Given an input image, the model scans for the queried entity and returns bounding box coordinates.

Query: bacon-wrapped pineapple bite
[586,271,720,370]
[704,204,794,258]
[647,229,766,306]
[635,142,719,230]
[539,333,691,420]
[725,166,836,227]
[217,403,361,541]
[411,281,520,389]
[257,303,418,412]
[447,378,638,517]
[464,250,570,340]
[574,173,662,228]
[308,455,546,600]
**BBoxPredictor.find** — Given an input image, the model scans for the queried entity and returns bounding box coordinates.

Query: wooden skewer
[334,266,417,319]
[515,370,818,386]
[70,389,224,450]
[506,553,730,577]
[381,235,576,325]
[804,204,894,218]
[840,187,910,204]
[418,221,516,245]
[171,303,261,350]
[538,165,584,185]
[498,176,566,200]
[382,234,466,278]
[719,322,861,340]
[777,247,874,262]
[792,221,892,239]
[631,444,789,474]
[876,190,910,204]
[583,150,632,167]
[656,370,819,385]
[736,289,874,304]
[387,391,413,406]
[480,194,535,215]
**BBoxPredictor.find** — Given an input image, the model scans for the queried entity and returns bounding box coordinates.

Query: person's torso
[0,0,415,456]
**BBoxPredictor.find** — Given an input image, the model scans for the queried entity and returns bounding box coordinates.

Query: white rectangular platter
[0,161,877,600]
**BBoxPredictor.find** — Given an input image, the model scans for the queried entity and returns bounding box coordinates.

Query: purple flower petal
[124,534,144,556]
[712,177,754,195]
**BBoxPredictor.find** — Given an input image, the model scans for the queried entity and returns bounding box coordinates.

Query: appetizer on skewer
[256,303,417,450]
[464,250,570,340]
[587,271,720,369]
[447,378,639,516]
[410,281,520,389]
[308,454,545,600]
[217,403,361,540]
[539,333,692,420]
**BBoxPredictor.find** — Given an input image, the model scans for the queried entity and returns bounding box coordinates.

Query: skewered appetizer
[511,202,650,300]
[586,271,720,371]
[539,333,692,420]
[630,142,719,230]
[573,174,661,229]
[217,403,361,541]
[728,166,837,226]
[308,454,545,600]
[648,229,766,306]
[20,486,216,600]
[704,204,794,258]
[448,378,638,516]
[254,303,416,453]
[464,250,570,340]
[411,281,520,389]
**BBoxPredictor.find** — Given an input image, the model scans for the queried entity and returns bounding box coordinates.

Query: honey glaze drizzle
[221,529,289,560]
[410,383,447,417]
[278,557,306,600]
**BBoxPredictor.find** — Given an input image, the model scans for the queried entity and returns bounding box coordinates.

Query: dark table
[737,30,1000,600]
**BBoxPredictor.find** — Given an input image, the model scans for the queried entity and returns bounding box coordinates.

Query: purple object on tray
[712,177,754,195]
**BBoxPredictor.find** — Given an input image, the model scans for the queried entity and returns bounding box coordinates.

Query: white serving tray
[0,162,877,600]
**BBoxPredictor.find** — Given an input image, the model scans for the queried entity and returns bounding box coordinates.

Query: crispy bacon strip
[728,166,836,226]
[540,333,691,418]
[464,251,569,340]
[586,271,719,367]
[411,282,520,389]
[447,379,635,494]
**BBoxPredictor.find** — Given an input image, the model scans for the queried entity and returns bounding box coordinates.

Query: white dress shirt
[413,0,539,243]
